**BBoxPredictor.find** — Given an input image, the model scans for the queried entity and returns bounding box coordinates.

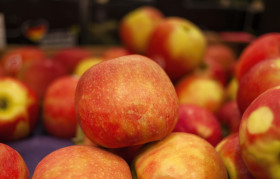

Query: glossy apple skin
[173,104,222,146]
[216,133,254,179]
[75,55,178,148]
[0,143,30,179]
[43,76,79,138]
[101,47,132,60]
[0,77,39,141]
[0,46,46,76]
[237,58,280,113]
[52,47,92,73]
[176,75,225,113]
[119,6,163,54]
[133,132,228,179]
[17,59,68,100]
[147,17,206,81]
[235,33,280,81]
[32,145,132,179]
[239,86,280,178]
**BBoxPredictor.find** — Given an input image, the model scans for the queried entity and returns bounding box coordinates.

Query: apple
[173,104,223,146]
[17,59,68,100]
[239,86,280,178]
[0,143,30,179]
[235,33,280,81]
[216,133,254,179]
[119,6,164,54]
[0,77,39,141]
[226,77,239,101]
[32,145,132,179]
[147,17,207,81]
[52,47,92,73]
[73,57,103,76]
[101,47,132,60]
[132,132,228,178]
[237,58,280,113]
[175,74,225,113]
[75,54,179,148]
[42,75,79,138]
[216,101,241,137]
[0,46,46,76]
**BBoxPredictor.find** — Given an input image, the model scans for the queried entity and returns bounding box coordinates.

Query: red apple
[133,132,228,178]
[0,46,46,76]
[0,77,39,141]
[32,145,132,179]
[235,33,280,81]
[42,75,79,138]
[147,17,207,81]
[237,58,280,113]
[0,143,30,179]
[239,86,280,178]
[176,74,225,113]
[173,104,223,146]
[216,133,254,179]
[102,47,132,60]
[75,54,178,148]
[119,6,164,54]
[52,47,92,73]
[17,59,68,100]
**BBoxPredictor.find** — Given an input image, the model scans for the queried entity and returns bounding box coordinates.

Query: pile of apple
[1,5,280,179]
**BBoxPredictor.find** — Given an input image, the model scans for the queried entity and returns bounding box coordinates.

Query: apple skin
[235,33,280,81]
[0,143,30,179]
[237,58,280,114]
[119,6,164,54]
[147,17,206,81]
[0,46,46,76]
[133,132,228,179]
[173,104,223,146]
[0,77,39,141]
[216,133,254,179]
[42,75,79,138]
[52,47,92,73]
[101,47,132,60]
[175,74,225,113]
[75,54,179,148]
[239,86,280,178]
[73,57,103,77]
[17,59,68,100]
[32,145,132,179]
[226,77,239,101]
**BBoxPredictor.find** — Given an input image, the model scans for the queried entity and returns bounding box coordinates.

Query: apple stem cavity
[0,97,8,110]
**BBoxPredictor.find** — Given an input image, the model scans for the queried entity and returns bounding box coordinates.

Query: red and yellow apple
[0,77,39,141]
[147,17,207,81]
[239,86,280,178]
[133,132,228,178]
[101,47,132,60]
[119,6,164,54]
[0,143,30,179]
[75,54,179,148]
[42,75,79,138]
[32,145,132,179]
[73,57,103,76]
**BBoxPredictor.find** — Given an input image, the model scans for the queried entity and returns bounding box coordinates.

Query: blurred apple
[101,47,132,60]
[237,58,280,113]
[216,133,254,179]
[176,74,225,113]
[133,132,228,178]
[75,55,178,148]
[147,17,206,81]
[0,143,30,179]
[17,59,67,100]
[173,104,222,146]
[0,65,6,77]
[32,145,132,179]
[235,33,280,81]
[43,75,79,138]
[0,77,39,141]
[52,47,92,73]
[239,86,280,178]
[73,57,103,76]
[119,6,164,54]
[0,46,46,76]
[226,77,239,101]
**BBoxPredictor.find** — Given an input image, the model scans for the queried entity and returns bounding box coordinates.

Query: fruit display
[1,4,279,179]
